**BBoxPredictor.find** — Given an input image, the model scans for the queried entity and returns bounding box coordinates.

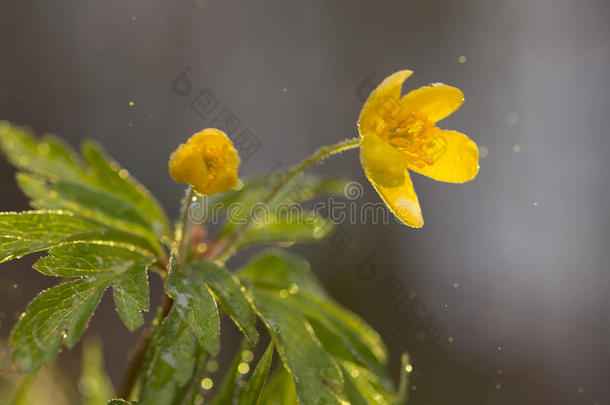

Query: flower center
[374,104,447,168]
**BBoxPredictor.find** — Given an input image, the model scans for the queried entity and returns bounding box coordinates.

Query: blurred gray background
[1,0,609,404]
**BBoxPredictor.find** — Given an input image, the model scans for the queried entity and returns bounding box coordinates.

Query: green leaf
[340,362,396,405]
[10,277,109,372]
[252,289,343,405]
[290,294,389,382]
[240,250,400,404]
[0,211,104,263]
[0,122,169,241]
[258,368,299,405]
[165,260,220,355]
[237,211,333,248]
[240,251,388,382]
[0,122,84,182]
[138,309,198,405]
[238,250,325,296]
[17,173,157,242]
[81,140,169,236]
[208,343,248,405]
[189,260,259,346]
[108,401,131,405]
[9,241,155,371]
[112,263,150,331]
[215,174,348,237]
[238,340,275,405]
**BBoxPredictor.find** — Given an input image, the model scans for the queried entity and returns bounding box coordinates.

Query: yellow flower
[358,70,479,227]
[169,128,240,195]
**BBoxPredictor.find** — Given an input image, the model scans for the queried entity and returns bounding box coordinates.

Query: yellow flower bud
[169,128,240,195]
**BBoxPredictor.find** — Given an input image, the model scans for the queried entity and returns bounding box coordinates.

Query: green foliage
[0,122,410,405]
[0,211,104,263]
[10,241,155,371]
[138,309,199,405]
[0,122,170,250]
[238,340,275,405]
[210,174,347,247]
[239,250,402,404]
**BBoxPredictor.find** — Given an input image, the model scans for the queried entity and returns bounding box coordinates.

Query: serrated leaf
[81,140,169,236]
[9,241,155,371]
[189,260,258,346]
[10,277,109,372]
[17,173,156,241]
[61,229,162,258]
[0,122,169,241]
[238,340,275,405]
[240,250,399,403]
[112,264,150,331]
[0,211,104,263]
[138,309,198,405]
[252,289,343,405]
[165,261,220,355]
[240,251,388,380]
[237,212,333,248]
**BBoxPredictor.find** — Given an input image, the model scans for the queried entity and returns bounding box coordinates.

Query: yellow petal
[358,70,413,134]
[400,84,464,123]
[169,143,210,192]
[407,130,479,183]
[360,132,408,187]
[360,133,423,227]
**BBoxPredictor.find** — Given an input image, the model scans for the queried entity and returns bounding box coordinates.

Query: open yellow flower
[169,128,240,195]
[358,70,479,227]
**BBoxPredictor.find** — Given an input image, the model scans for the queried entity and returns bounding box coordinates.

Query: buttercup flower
[358,70,479,227]
[169,128,240,195]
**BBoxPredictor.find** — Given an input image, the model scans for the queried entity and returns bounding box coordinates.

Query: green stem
[120,187,196,400]
[176,187,196,263]
[214,137,361,262]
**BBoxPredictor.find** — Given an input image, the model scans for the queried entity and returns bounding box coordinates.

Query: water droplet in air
[237,362,250,374]
[242,350,254,362]
[201,378,213,390]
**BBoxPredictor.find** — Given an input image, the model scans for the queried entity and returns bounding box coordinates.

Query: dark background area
[1,0,609,404]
